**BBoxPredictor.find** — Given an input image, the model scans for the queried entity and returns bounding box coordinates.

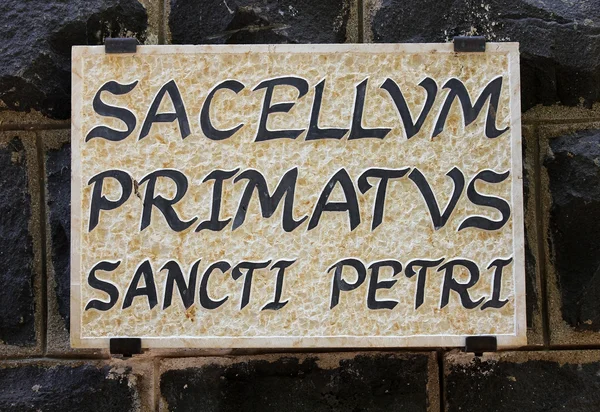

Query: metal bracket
[464,336,497,356]
[109,338,142,357]
[105,38,138,54]
[453,36,486,53]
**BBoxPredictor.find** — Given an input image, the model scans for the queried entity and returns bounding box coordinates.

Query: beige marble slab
[71,43,525,349]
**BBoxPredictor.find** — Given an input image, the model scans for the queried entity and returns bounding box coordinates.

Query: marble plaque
[71,43,525,349]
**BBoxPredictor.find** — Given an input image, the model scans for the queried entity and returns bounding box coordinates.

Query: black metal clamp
[105,38,138,54]
[109,338,143,357]
[464,336,497,356]
[453,36,486,53]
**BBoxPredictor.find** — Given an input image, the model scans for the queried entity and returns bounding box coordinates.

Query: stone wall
[0,0,599,410]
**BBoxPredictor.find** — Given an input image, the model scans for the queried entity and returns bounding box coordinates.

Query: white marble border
[71,46,84,349]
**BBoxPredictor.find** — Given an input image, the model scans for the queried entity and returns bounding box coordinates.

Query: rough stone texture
[521,126,542,344]
[0,0,148,120]
[46,141,71,329]
[0,360,146,411]
[0,106,69,129]
[523,103,600,124]
[138,0,163,44]
[522,130,535,325]
[160,353,438,411]
[169,0,351,44]
[0,135,37,347]
[545,128,600,332]
[368,0,600,111]
[524,243,537,327]
[445,351,600,411]
[42,131,103,356]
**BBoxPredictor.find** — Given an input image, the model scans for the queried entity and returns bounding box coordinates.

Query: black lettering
[122,260,158,310]
[233,168,306,231]
[196,169,239,232]
[405,258,445,309]
[88,170,133,231]
[140,169,197,231]
[139,80,191,140]
[349,78,391,140]
[85,81,138,142]
[409,167,465,230]
[459,170,510,231]
[481,257,512,310]
[254,77,309,141]
[358,168,410,230]
[306,79,348,140]
[438,259,485,309]
[433,77,508,139]
[162,260,200,310]
[262,260,295,311]
[201,80,245,140]
[85,261,120,311]
[309,168,361,231]
[328,258,366,309]
[232,261,271,310]
[200,261,231,310]
[381,77,437,139]
[367,260,402,310]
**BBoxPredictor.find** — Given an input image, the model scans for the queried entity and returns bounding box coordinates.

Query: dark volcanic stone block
[0,137,36,346]
[545,129,600,331]
[369,0,600,111]
[46,142,71,329]
[445,351,600,411]
[160,353,437,411]
[524,241,537,329]
[169,0,351,44]
[521,132,538,330]
[0,0,148,119]
[0,362,140,411]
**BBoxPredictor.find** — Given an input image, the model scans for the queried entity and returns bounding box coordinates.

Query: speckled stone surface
[71,44,525,348]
